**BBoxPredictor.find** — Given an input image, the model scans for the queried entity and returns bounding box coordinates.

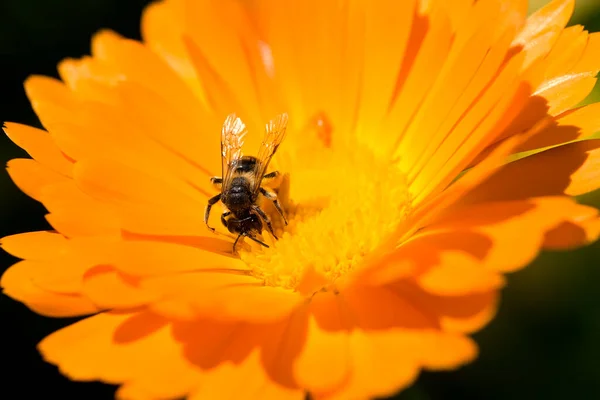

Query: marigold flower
[3,0,600,398]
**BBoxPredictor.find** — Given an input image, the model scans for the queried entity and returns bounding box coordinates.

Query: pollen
[241,145,412,291]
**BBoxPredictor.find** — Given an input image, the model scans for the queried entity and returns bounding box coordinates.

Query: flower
[3,0,600,398]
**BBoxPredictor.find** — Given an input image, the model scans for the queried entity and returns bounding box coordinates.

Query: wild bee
[204,113,289,252]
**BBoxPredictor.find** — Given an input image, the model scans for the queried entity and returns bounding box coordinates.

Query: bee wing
[221,113,248,190]
[252,113,289,194]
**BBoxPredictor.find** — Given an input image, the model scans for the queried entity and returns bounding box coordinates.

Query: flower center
[240,145,412,291]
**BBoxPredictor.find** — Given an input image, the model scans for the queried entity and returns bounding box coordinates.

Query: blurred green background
[0,0,599,399]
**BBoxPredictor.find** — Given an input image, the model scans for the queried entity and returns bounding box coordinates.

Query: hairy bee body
[221,157,259,213]
[221,157,264,238]
[204,114,289,252]
[223,211,263,237]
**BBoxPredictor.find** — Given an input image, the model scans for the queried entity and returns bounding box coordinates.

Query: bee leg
[220,210,231,228]
[232,232,269,253]
[233,233,244,253]
[245,233,270,248]
[210,176,223,190]
[262,170,279,181]
[204,193,222,232]
[251,205,278,240]
[259,187,288,225]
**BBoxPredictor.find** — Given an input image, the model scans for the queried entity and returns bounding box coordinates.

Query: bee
[204,113,289,252]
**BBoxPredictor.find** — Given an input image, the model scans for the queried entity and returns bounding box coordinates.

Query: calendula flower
[3,0,600,398]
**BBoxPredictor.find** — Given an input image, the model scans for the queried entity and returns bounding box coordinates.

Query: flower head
[3,0,600,398]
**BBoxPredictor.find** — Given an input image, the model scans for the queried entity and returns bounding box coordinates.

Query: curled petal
[1,261,99,317]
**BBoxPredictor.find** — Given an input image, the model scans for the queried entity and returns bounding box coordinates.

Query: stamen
[241,145,412,291]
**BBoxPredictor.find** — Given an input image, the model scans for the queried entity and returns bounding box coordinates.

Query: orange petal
[540,25,587,78]
[3,122,73,176]
[534,72,597,115]
[293,292,351,393]
[415,252,505,296]
[355,0,417,142]
[45,211,120,238]
[460,139,600,203]
[405,25,518,185]
[319,330,475,399]
[174,318,254,370]
[314,284,476,399]
[141,0,205,101]
[18,258,89,295]
[399,1,520,181]
[173,317,305,398]
[182,36,264,152]
[420,0,473,29]
[115,80,220,188]
[417,332,478,371]
[73,158,206,236]
[506,35,595,147]
[408,288,500,334]
[110,239,247,276]
[57,57,122,105]
[431,197,598,272]
[408,126,538,234]
[255,0,310,127]
[39,310,203,399]
[24,75,82,131]
[1,261,99,317]
[201,285,305,323]
[371,197,596,289]
[182,0,264,129]
[7,158,70,202]
[515,103,600,152]
[188,350,303,400]
[295,265,330,296]
[140,270,303,323]
[256,0,370,144]
[572,32,600,74]
[481,33,600,153]
[38,180,121,238]
[4,234,121,295]
[91,30,202,118]
[525,26,600,115]
[316,329,420,400]
[408,55,529,204]
[543,218,600,250]
[384,6,453,155]
[1,231,68,260]
[82,265,158,309]
[341,284,438,330]
[440,292,498,333]
[44,100,210,192]
[348,284,479,371]
[514,0,574,56]
[25,72,210,189]
[361,230,504,295]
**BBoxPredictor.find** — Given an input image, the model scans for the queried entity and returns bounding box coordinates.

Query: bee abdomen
[222,176,254,211]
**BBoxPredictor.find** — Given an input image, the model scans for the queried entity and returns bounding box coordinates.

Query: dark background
[1,1,600,399]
